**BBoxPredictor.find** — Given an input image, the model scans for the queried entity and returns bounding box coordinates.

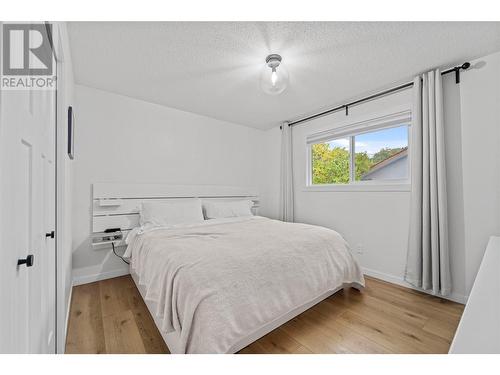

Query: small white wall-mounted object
[98,199,123,207]
[449,236,500,353]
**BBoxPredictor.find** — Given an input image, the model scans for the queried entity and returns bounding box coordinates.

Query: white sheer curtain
[405,70,451,296]
[279,122,294,222]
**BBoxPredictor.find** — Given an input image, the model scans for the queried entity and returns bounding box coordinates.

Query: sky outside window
[353,125,408,157]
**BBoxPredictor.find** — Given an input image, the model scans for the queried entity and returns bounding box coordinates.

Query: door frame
[47,21,60,354]
[53,22,65,354]
[52,21,75,354]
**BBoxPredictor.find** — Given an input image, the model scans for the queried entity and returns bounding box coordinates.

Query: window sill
[303,183,411,192]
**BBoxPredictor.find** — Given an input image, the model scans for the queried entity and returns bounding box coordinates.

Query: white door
[0,23,57,353]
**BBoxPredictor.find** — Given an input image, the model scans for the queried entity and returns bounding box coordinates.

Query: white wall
[257,126,281,220]
[459,52,500,293]
[260,51,500,303]
[72,85,265,284]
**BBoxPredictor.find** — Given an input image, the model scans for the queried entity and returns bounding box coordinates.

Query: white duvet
[124,216,364,353]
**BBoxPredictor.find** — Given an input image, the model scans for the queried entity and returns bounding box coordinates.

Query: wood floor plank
[65,282,105,354]
[300,308,391,353]
[345,292,429,329]
[335,310,422,354]
[66,275,464,354]
[102,310,147,354]
[362,281,462,322]
[239,328,311,354]
[99,276,133,318]
[125,281,170,353]
[279,312,350,353]
[364,277,463,318]
[422,316,462,342]
[337,309,451,354]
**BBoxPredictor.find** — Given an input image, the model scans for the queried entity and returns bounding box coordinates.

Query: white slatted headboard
[92,183,259,249]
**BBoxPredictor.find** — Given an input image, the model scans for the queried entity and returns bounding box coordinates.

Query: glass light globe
[260,54,289,95]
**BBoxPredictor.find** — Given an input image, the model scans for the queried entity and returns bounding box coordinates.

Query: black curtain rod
[286,62,471,127]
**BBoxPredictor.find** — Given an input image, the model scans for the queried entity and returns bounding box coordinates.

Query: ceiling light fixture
[260,54,288,95]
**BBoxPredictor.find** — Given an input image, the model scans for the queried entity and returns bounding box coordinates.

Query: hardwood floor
[65,275,464,354]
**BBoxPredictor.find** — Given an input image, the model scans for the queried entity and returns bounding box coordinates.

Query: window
[307,112,410,187]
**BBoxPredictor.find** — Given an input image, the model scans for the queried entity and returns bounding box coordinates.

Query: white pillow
[139,199,204,227]
[203,200,253,219]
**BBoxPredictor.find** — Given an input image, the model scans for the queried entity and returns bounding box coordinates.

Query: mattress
[126,216,364,353]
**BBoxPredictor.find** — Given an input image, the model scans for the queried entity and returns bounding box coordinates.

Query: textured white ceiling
[68,22,500,130]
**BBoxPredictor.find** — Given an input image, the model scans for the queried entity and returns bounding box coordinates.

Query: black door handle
[18,254,34,267]
[45,230,55,239]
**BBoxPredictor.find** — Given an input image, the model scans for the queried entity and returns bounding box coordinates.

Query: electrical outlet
[356,244,363,254]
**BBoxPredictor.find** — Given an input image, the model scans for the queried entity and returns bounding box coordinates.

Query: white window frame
[305,110,412,192]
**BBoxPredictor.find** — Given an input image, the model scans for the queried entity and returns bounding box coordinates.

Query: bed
[92,183,364,354]
[124,216,364,353]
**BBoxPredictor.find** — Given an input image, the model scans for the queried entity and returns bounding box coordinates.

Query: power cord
[112,241,130,265]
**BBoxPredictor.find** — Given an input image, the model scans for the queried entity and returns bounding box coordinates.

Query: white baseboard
[72,266,130,286]
[362,267,468,304]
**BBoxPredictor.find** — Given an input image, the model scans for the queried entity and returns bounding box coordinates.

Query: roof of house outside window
[360,147,408,180]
